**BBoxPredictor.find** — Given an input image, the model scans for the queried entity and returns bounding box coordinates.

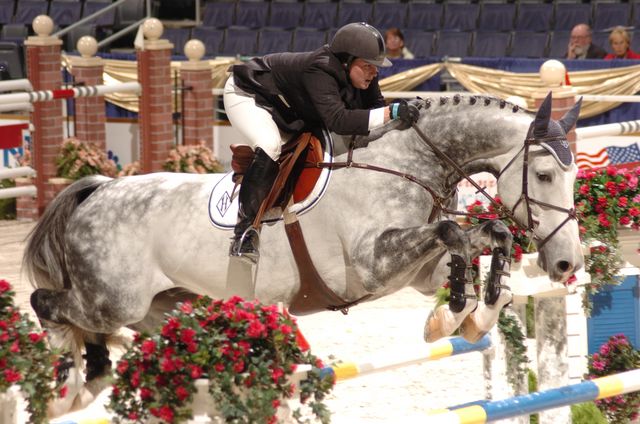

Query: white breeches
[223,75,286,160]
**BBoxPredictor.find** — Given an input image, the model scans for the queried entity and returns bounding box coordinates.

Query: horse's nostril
[557,260,572,273]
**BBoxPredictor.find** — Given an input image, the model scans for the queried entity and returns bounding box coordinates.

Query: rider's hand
[390,99,421,125]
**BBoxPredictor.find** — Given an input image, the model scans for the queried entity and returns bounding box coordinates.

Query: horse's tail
[23,175,112,291]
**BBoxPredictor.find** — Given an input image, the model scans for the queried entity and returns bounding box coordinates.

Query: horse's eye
[537,172,552,183]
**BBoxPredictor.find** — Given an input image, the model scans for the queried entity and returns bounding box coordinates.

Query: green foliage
[528,369,538,424]
[0,179,16,219]
[0,279,65,423]
[497,309,529,390]
[109,296,334,423]
[525,296,535,338]
[571,402,607,424]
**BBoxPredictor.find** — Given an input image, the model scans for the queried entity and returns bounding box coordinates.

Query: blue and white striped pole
[427,369,640,423]
[321,335,491,382]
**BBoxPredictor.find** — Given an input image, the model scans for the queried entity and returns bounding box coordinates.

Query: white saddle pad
[208,140,334,230]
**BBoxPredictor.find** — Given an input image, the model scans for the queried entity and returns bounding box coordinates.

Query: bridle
[313,120,577,250]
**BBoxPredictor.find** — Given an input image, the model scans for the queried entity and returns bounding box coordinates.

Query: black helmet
[329,22,392,67]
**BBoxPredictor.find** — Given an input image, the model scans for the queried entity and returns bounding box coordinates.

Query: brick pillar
[15,178,38,221]
[137,18,174,173]
[534,60,578,154]
[69,36,106,150]
[24,15,63,216]
[181,40,213,146]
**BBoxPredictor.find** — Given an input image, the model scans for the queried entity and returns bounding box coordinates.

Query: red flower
[139,387,153,400]
[513,244,523,262]
[247,320,267,338]
[131,370,140,388]
[618,197,629,208]
[116,360,128,375]
[10,340,19,353]
[630,207,640,217]
[271,367,284,383]
[180,328,196,344]
[598,213,611,228]
[189,365,203,379]
[179,301,193,314]
[620,216,631,226]
[0,279,10,293]
[578,184,590,195]
[4,368,22,383]
[141,340,156,357]
[279,324,292,335]
[59,385,68,398]
[161,358,176,372]
[233,360,244,373]
[28,332,44,343]
[606,166,617,176]
[176,386,189,401]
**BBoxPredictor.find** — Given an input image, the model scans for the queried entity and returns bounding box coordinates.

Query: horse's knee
[435,220,467,250]
[482,220,513,247]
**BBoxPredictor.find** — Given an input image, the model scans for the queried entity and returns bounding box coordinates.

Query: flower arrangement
[163,141,224,174]
[575,165,640,313]
[0,279,65,423]
[55,137,117,180]
[586,334,640,423]
[108,295,334,423]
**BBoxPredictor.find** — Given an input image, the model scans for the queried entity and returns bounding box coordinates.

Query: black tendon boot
[229,147,279,263]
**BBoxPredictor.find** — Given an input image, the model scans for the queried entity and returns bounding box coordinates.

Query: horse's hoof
[424,307,447,343]
[459,314,486,344]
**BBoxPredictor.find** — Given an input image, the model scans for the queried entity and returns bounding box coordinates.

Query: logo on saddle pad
[208,143,334,230]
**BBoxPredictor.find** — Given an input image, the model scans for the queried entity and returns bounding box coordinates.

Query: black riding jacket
[231,46,385,135]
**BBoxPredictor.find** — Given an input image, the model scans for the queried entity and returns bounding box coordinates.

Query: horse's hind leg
[459,220,514,342]
[423,221,478,342]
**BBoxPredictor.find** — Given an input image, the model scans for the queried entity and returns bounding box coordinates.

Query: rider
[223,22,421,262]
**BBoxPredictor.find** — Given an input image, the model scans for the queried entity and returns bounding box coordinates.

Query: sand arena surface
[1,220,487,423]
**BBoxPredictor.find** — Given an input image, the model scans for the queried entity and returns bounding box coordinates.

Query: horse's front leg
[459,219,514,343]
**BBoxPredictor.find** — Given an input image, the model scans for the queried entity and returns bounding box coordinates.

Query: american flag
[576,144,640,169]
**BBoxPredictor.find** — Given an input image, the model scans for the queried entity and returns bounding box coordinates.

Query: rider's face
[349,58,378,90]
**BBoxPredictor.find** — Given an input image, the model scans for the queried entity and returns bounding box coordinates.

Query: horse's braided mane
[421,94,528,115]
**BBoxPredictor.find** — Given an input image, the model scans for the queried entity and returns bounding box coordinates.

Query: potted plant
[586,334,640,423]
[575,165,640,313]
[163,141,224,174]
[54,137,117,183]
[108,296,334,423]
[0,279,66,424]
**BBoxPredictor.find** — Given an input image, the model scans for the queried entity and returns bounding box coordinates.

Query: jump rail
[321,335,491,382]
[575,119,640,140]
[0,82,141,105]
[0,166,36,199]
[427,369,640,424]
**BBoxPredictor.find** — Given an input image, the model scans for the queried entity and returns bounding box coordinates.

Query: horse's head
[495,92,583,282]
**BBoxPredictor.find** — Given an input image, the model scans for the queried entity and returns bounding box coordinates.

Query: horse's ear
[533,92,552,137]
[558,97,582,134]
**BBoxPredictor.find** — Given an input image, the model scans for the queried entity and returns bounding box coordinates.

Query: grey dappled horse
[24,93,583,413]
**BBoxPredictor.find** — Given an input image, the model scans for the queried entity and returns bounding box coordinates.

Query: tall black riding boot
[229,147,279,263]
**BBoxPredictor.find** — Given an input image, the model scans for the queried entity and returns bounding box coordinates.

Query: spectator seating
[478,3,516,32]
[336,1,372,28]
[192,26,224,56]
[1,24,27,46]
[258,28,292,54]
[202,0,235,29]
[553,3,592,31]
[372,0,408,31]
[0,0,14,25]
[472,31,511,58]
[435,31,472,58]
[222,27,257,57]
[64,24,96,53]
[292,28,326,52]
[592,2,631,31]
[403,29,435,58]
[301,1,337,30]
[443,3,479,32]
[163,27,191,55]
[83,0,116,27]
[510,31,548,58]
[515,3,553,32]
[0,41,23,78]
[14,0,48,25]
[592,31,611,55]
[548,30,571,59]
[49,0,82,27]
[115,0,145,28]
[235,1,268,29]
[406,2,442,31]
[268,1,303,30]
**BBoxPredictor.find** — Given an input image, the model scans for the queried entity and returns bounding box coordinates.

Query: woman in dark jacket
[224,22,420,262]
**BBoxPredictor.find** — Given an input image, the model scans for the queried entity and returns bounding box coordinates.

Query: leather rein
[311,122,577,249]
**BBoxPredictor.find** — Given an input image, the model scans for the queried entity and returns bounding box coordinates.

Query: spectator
[384,28,414,59]
[566,23,607,59]
[604,26,640,60]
